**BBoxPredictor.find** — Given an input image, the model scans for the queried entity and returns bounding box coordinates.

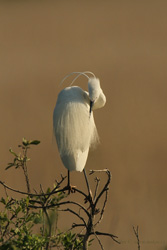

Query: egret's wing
[53,87,99,156]
[89,116,99,150]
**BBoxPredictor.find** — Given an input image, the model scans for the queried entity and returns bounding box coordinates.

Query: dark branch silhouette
[0,169,120,249]
[0,139,119,249]
[133,225,140,250]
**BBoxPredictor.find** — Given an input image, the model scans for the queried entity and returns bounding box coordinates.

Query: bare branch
[0,181,31,196]
[133,226,140,250]
[58,208,87,227]
[94,231,104,250]
[72,187,88,200]
[95,189,108,227]
[94,169,111,207]
[89,169,110,175]
[28,200,91,218]
[0,177,68,197]
[93,177,100,202]
[71,223,85,229]
[92,231,120,244]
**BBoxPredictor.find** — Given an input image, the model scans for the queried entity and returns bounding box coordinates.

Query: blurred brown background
[0,1,167,249]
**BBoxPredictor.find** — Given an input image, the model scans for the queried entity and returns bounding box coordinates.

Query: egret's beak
[89,100,94,115]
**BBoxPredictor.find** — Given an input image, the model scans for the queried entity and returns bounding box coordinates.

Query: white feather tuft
[59,71,96,87]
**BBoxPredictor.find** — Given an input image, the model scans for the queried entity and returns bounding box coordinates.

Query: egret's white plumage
[53,72,106,173]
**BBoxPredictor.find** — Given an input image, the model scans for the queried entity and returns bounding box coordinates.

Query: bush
[0,139,119,249]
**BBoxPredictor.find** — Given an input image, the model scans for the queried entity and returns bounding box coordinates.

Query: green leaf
[22,138,40,146]
[0,213,8,222]
[14,228,20,234]
[9,148,18,157]
[15,206,21,215]
[46,187,51,194]
[5,163,14,170]
[22,138,29,146]
[26,197,29,207]
[0,197,6,205]
[29,140,40,145]
[33,214,43,224]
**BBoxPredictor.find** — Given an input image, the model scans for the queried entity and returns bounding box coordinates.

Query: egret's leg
[83,169,92,201]
[67,170,76,194]
[68,170,70,187]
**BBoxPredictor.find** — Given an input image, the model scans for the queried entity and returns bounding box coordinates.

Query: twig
[2,214,16,239]
[22,146,31,193]
[29,200,91,218]
[133,226,140,250]
[93,177,100,202]
[3,185,8,197]
[58,208,87,227]
[94,231,104,250]
[0,178,67,197]
[0,181,29,196]
[89,169,110,175]
[73,187,88,200]
[71,223,85,229]
[92,231,120,244]
[93,169,111,207]
[95,189,108,227]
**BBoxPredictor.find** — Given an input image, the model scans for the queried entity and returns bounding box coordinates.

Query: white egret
[53,71,106,194]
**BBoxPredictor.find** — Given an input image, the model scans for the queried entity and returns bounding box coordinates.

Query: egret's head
[88,77,106,112]
[59,71,106,113]
[88,77,101,102]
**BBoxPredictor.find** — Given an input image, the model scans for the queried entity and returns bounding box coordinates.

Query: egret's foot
[67,185,76,194]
